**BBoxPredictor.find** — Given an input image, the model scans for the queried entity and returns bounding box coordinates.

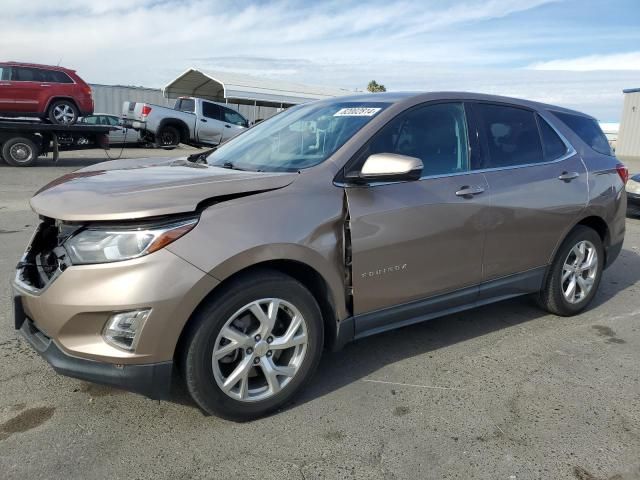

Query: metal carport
[163,68,351,122]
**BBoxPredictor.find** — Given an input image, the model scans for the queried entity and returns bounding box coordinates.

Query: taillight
[83,86,92,96]
[616,163,629,185]
[141,105,152,118]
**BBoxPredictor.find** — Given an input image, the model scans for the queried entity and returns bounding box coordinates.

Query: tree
[367,80,387,93]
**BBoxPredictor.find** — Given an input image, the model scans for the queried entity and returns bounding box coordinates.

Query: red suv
[0,62,94,125]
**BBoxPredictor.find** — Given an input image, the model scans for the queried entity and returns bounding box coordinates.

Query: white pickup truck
[122,96,249,148]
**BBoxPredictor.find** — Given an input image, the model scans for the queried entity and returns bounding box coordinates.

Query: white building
[617,88,640,174]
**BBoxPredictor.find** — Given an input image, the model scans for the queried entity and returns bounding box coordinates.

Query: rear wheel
[156,125,180,148]
[48,100,79,125]
[182,270,324,420]
[2,137,39,167]
[537,226,604,316]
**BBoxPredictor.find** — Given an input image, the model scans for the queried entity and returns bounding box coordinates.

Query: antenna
[57,57,63,66]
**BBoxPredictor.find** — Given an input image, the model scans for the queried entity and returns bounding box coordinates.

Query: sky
[1,0,639,121]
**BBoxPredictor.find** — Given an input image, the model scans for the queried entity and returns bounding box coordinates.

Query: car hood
[30,157,298,221]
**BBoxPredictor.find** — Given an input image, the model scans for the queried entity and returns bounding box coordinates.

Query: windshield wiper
[220,161,250,171]
[187,147,217,163]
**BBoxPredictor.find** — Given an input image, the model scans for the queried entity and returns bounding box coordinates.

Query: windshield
[207,101,389,172]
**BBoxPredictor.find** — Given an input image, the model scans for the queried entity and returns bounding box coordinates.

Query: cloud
[0,0,636,120]
[529,51,640,71]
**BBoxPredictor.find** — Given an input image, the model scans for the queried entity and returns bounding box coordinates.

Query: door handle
[225,124,231,128]
[455,185,485,198]
[200,118,207,123]
[558,171,579,182]
[40,84,51,87]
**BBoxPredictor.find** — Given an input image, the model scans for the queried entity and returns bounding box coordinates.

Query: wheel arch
[158,118,189,143]
[549,214,610,267]
[44,96,80,115]
[174,258,343,365]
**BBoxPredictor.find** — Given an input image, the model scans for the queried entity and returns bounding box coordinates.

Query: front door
[9,66,42,114]
[345,102,490,317]
[0,66,15,112]
[469,102,588,284]
[220,106,247,142]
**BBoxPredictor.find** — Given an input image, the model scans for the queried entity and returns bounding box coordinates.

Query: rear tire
[2,137,39,167]
[156,126,180,148]
[182,270,324,421]
[537,226,604,316]
[48,99,79,125]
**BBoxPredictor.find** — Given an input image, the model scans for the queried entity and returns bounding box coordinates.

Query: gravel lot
[1,148,639,480]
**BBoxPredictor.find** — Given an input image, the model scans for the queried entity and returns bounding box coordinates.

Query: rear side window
[175,98,195,113]
[476,104,543,168]
[354,102,469,177]
[537,115,568,161]
[13,67,43,81]
[0,66,10,81]
[222,107,247,127]
[553,111,612,156]
[202,101,221,120]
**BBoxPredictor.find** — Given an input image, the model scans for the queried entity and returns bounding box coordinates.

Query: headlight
[64,218,197,264]
[627,178,640,195]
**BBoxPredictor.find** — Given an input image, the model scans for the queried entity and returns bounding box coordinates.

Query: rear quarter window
[553,111,612,156]
[537,115,568,161]
[46,70,74,84]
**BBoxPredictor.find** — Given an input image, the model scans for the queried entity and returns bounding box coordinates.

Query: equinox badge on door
[361,264,408,279]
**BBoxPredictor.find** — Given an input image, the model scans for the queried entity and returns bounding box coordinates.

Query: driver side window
[358,102,470,177]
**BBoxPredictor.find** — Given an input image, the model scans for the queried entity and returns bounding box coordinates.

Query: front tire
[537,226,604,316]
[48,100,79,125]
[2,137,39,167]
[182,270,324,420]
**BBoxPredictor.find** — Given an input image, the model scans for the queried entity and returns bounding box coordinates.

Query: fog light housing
[103,309,150,351]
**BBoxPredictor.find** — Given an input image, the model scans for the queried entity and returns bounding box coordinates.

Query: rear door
[469,102,587,288]
[345,102,490,318]
[41,68,76,109]
[196,101,224,144]
[104,115,126,143]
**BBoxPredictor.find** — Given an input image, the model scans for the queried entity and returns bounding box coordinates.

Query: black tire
[537,226,604,316]
[1,137,39,167]
[182,270,324,420]
[48,99,79,125]
[156,125,180,148]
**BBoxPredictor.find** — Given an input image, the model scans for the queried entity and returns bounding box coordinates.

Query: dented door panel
[345,173,490,315]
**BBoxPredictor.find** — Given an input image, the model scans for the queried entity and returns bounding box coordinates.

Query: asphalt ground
[1,148,639,479]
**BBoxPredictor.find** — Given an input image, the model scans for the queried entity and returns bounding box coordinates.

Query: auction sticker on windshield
[333,107,381,117]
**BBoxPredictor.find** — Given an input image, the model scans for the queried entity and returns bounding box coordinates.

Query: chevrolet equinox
[13,92,627,420]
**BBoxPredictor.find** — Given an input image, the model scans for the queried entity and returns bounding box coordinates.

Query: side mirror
[346,153,423,183]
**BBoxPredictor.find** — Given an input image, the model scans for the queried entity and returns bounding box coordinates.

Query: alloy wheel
[53,104,75,124]
[561,240,598,304]
[212,298,308,402]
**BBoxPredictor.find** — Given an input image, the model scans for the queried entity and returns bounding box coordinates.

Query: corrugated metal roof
[163,68,351,106]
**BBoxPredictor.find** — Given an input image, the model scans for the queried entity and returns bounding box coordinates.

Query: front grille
[16,218,75,291]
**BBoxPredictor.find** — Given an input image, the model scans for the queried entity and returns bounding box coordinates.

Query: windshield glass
[207,101,389,172]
